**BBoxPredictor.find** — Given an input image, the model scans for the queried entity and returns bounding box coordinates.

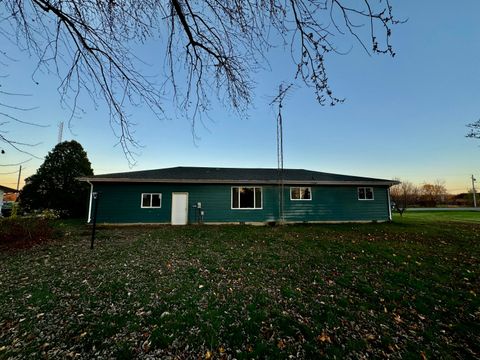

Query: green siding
[91,183,390,224]
[282,186,389,222]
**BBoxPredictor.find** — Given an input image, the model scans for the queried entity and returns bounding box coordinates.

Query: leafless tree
[390,178,419,216]
[420,180,448,207]
[466,119,480,139]
[1,0,402,164]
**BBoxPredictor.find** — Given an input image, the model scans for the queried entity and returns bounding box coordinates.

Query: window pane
[255,187,262,208]
[232,188,239,208]
[366,188,373,200]
[240,187,254,208]
[358,188,365,200]
[151,194,161,207]
[291,187,300,199]
[142,194,151,207]
[301,187,311,199]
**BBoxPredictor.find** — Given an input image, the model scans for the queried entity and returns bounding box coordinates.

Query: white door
[171,193,188,225]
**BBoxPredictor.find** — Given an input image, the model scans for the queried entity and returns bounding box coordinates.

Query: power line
[0,158,32,167]
[0,169,21,175]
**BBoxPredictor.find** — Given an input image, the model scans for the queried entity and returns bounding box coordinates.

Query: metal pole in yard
[90,192,99,249]
[472,175,477,208]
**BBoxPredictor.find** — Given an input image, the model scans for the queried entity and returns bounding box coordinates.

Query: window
[290,187,312,200]
[358,187,374,200]
[231,187,262,209]
[141,193,162,208]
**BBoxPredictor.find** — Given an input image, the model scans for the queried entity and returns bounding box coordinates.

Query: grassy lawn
[397,210,480,224]
[1,213,479,359]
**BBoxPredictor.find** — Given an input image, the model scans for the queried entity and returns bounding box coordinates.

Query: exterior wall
[282,186,390,222]
[91,183,275,223]
[90,182,391,224]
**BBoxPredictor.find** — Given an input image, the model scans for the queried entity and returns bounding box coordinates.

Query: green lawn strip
[394,210,480,224]
[1,215,479,358]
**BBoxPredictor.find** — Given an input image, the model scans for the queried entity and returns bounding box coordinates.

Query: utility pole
[472,175,477,208]
[16,165,22,191]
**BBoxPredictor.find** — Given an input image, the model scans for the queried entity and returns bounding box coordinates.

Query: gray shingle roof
[80,166,398,186]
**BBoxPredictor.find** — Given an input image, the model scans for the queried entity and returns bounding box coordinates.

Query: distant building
[0,185,18,217]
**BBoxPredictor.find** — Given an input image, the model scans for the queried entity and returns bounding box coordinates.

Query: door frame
[171,192,189,225]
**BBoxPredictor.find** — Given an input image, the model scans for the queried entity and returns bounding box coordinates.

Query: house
[0,185,18,217]
[79,166,399,225]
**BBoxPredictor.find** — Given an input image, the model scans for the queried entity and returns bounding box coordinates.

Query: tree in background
[466,119,480,139]
[390,179,419,216]
[19,141,93,217]
[467,188,480,207]
[419,181,447,207]
[1,1,402,163]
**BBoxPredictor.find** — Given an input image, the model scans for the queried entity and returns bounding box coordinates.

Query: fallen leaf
[277,339,286,349]
[205,350,212,359]
[420,351,428,360]
[393,314,402,323]
[317,331,331,343]
[142,340,150,352]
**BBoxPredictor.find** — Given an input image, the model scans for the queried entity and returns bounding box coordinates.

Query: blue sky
[1,1,479,193]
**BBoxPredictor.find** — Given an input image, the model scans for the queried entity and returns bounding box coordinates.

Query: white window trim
[357,187,374,201]
[231,186,263,210]
[141,193,162,208]
[290,186,312,201]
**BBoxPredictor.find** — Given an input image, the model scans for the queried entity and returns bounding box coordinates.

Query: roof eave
[78,177,399,186]
[0,185,19,192]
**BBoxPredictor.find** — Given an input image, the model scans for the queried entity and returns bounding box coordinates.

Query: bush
[37,208,62,220]
[0,217,55,248]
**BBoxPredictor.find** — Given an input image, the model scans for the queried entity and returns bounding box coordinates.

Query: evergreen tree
[20,141,93,217]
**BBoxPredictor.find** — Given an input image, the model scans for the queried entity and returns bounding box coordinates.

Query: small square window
[141,193,162,208]
[358,187,374,200]
[290,187,312,201]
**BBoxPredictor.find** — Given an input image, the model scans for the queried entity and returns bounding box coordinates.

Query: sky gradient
[1,1,479,193]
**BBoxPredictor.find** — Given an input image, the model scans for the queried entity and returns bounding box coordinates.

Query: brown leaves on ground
[0,220,479,358]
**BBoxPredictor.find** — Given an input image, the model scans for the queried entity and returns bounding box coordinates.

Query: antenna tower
[58,121,64,143]
[270,83,293,224]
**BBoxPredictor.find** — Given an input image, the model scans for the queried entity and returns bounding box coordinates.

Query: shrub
[37,209,62,220]
[0,217,55,248]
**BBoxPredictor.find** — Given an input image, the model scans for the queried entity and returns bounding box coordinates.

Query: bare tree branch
[1,0,403,164]
[466,119,480,139]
